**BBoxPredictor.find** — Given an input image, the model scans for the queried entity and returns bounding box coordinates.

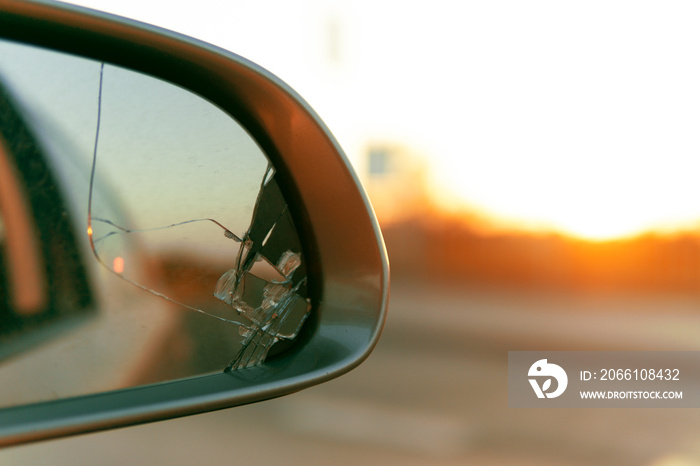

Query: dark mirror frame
[0,0,388,446]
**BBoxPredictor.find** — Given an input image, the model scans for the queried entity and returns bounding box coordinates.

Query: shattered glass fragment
[86,63,311,372]
[212,168,311,370]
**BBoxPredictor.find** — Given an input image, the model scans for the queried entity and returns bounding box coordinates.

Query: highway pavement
[3,280,700,465]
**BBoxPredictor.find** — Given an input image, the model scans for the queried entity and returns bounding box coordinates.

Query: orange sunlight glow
[412,4,700,242]
[431,142,700,242]
[112,257,125,274]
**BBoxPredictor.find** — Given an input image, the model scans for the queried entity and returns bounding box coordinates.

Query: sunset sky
[69,0,700,241]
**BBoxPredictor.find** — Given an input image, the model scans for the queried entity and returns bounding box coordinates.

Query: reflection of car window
[0,78,94,359]
[0,131,45,321]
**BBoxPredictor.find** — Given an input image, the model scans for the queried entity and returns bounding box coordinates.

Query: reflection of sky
[0,40,268,258]
[68,0,700,240]
[97,64,267,236]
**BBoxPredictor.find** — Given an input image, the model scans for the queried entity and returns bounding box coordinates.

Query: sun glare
[433,159,700,242]
[417,3,700,242]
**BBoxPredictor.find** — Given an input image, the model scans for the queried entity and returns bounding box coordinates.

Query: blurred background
[4,1,700,464]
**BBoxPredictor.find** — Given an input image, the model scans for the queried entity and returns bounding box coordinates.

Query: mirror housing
[0,0,388,445]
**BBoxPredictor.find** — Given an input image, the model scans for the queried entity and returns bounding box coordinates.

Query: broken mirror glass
[0,39,310,408]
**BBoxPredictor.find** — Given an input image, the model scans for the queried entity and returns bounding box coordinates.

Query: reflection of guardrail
[383,218,700,292]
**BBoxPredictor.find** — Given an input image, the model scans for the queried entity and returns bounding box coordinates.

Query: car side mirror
[0,0,388,446]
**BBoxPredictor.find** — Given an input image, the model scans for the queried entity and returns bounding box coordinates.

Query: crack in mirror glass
[86,63,311,371]
[0,39,310,407]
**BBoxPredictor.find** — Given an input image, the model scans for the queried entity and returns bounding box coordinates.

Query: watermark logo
[528,359,568,398]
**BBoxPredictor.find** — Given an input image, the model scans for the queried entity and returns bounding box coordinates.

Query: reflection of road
[4,281,700,464]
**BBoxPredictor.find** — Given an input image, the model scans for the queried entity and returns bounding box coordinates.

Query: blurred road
[3,280,700,465]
